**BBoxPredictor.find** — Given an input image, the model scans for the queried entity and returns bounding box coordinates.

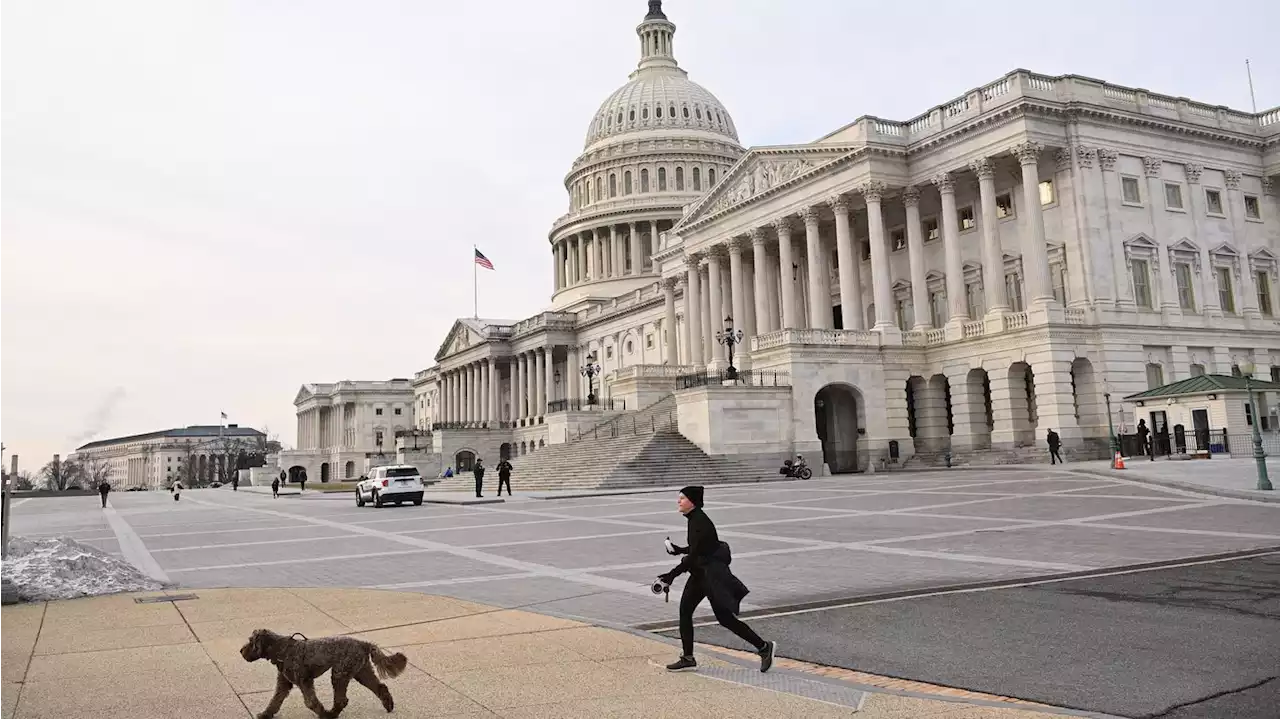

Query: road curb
[1065,467,1280,504]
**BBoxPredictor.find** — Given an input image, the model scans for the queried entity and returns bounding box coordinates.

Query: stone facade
[281,379,414,482]
[388,2,1280,474]
[71,425,267,489]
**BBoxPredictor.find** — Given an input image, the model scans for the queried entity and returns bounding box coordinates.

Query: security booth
[1122,374,1280,458]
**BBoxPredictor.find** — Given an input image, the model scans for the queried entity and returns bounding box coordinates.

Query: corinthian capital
[1263,177,1275,196]
[1074,145,1097,169]
[772,217,793,236]
[729,236,751,254]
[932,172,955,194]
[684,252,703,269]
[1224,169,1242,191]
[858,180,887,202]
[661,276,680,290]
[1142,157,1163,178]
[969,158,996,180]
[1011,141,1044,166]
[827,194,850,215]
[1098,148,1118,172]
[799,206,821,225]
[749,226,768,245]
[901,185,921,207]
[1056,148,1073,172]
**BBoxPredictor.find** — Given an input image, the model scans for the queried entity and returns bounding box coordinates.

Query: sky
[3,0,1278,466]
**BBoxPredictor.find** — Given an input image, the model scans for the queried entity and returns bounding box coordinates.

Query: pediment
[1249,247,1277,263]
[1123,233,1158,250]
[891,278,913,292]
[293,385,315,406]
[674,145,856,231]
[434,320,483,362]
[1168,237,1199,254]
[924,270,946,282]
[1209,242,1240,258]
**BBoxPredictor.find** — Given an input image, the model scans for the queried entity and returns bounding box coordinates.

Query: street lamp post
[580,352,601,406]
[1240,361,1273,491]
[1103,386,1118,469]
[716,316,745,381]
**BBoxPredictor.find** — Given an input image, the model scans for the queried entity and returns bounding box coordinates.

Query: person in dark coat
[98,481,111,508]
[270,477,280,499]
[298,469,307,492]
[1046,428,1063,465]
[496,458,513,496]
[473,459,486,498]
[1137,419,1151,458]
[657,485,775,673]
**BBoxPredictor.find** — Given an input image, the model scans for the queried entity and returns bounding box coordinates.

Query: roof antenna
[1246,59,1258,113]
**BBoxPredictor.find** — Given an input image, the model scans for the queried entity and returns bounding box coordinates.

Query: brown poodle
[240,629,408,719]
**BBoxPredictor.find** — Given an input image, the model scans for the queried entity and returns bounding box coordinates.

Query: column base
[1027,300,1063,326]
[943,318,970,342]
[872,323,902,345]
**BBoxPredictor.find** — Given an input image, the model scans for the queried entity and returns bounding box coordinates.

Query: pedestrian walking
[232,474,239,491]
[1046,428,1063,465]
[657,485,775,674]
[98,481,111,508]
[496,458,513,497]
[473,459,486,498]
[171,480,183,502]
[271,477,280,499]
[298,469,307,493]
[1137,419,1151,459]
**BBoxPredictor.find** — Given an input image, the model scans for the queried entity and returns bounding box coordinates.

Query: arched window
[675,166,685,191]
[624,170,633,195]
[617,111,623,125]
[683,106,690,119]
[695,107,703,120]
[595,176,603,200]
[669,104,676,119]
[609,173,617,198]
[585,181,591,204]
[693,167,701,191]
[658,167,667,191]
[629,108,635,122]
[708,168,717,187]
[656,105,663,119]
[642,106,649,120]
[641,168,650,192]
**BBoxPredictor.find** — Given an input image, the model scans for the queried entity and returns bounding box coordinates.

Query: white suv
[356,465,424,507]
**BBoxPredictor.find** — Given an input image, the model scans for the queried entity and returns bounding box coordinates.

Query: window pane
[996,194,1013,219]
[1052,265,1067,304]
[1131,259,1151,308]
[1258,271,1273,316]
[1206,190,1223,215]
[1038,179,1055,206]
[959,207,975,230]
[1217,267,1235,312]
[1165,183,1183,209]
[966,282,984,318]
[1245,195,1261,219]
[1175,263,1195,310]
[924,218,939,241]
[1122,177,1141,203]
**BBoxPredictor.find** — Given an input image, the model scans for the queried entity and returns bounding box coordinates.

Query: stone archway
[287,465,306,483]
[320,462,330,483]
[966,368,994,449]
[814,383,863,473]
[499,443,512,460]
[344,461,355,479]
[1070,357,1103,440]
[1009,362,1037,446]
[455,450,476,473]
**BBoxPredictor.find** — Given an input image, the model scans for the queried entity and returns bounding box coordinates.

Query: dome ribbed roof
[583,73,739,149]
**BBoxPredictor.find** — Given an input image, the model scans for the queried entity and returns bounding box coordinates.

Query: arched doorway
[287,465,306,483]
[344,461,355,479]
[1070,357,1102,440]
[814,383,863,473]
[499,443,512,460]
[966,368,994,448]
[320,462,330,483]
[1009,362,1037,446]
[455,450,476,473]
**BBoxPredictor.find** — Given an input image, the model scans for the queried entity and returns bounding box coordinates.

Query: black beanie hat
[679,485,704,508]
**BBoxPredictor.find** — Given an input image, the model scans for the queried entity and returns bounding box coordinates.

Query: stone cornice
[564,148,743,185]
[569,137,743,173]
[550,204,684,241]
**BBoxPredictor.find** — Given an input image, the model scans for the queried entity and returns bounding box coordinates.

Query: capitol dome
[584,73,739,150]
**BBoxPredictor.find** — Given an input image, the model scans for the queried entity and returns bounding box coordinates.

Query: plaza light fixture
[1238,360,1273,491]
[580,352,602,406]
[1103,380,1118,469]
[716,316,745,380]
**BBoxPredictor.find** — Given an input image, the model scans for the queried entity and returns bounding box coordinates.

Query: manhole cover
[135,594,199,604]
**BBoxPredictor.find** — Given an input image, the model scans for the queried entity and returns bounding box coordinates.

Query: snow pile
[2,535,163,602]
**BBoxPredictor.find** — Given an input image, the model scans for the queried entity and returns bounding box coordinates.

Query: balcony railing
[548,398,625,413]
[613,364,699,380]
[752,329,879,351]
[431,421,517,431]
[676,369,791,389]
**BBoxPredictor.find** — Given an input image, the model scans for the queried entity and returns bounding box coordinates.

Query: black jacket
[474,464,486,480]
[662,507,750,615]
[1046,430,1061,449]
[497,460,513,479]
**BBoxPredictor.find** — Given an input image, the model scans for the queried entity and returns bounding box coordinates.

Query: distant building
[281,379,414,483]
[70,425,267,489]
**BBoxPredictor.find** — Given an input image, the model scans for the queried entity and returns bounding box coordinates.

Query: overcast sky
[3,0,1277,465]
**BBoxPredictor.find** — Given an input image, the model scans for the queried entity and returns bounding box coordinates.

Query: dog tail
[370,646,408,679]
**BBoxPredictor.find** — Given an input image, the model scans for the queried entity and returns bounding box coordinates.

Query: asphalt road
[671,553,1280,718]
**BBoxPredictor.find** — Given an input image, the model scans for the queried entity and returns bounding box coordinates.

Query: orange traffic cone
[1114,452,1126,469]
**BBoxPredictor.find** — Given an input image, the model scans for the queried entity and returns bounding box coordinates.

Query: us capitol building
[282,1,1280,484]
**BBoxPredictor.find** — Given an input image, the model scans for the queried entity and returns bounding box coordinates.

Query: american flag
[474,248,494,270]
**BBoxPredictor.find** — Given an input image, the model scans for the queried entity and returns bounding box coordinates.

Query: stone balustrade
[962,320,986,339]
[751,329,879,351]
[924,328,947,346]
[1064,307,1087,325]
[613,364,699,380]
[1003,311,1030,331]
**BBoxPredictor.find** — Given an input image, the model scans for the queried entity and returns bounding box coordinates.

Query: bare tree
[80,455,113,487]
[14,471,36,490]
[41,457,84,491]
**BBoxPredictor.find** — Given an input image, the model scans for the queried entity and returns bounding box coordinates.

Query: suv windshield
[385,467,419,478]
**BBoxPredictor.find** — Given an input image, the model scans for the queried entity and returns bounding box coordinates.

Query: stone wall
[675,384,793,465]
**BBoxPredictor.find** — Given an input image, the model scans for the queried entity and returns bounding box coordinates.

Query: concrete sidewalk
[1,588,1091,718]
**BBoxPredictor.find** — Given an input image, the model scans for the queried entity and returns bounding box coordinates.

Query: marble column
[750,228,771,334]
[685,255,703,365]
[1012,142,1054,304]
[553,243,562,291]
[508,361,518,422]
[532,348,544,418]
[592,228,603,281]
[971,158,1008,312]
[774,218,799,329]
[1184,163,1219,314]
[1225,169,1261,317]
[577,234,588,284]
[728,238,748,339]
[662,277,679,364]
[629,222,641,276]
[933,172,968,323]
[829,195,863,331]
[799,207,829,329]
[862,182,894,330]
[567,346,581,401]
[707,248,727,363]
[701,266,714,362]
[1143,157,1180,314]
[903,186,931,330]
[610,225,621,277]
[744,260,757,338]
[543,346,555,413]
[512,353,524,421]
[487,358,498,425]
[468,364,477,423]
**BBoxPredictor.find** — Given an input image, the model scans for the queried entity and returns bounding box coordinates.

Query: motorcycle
[778,460,812,480]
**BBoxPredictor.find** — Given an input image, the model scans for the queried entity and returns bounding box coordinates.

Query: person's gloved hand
[656,571,675,587]
[664,537,679,555]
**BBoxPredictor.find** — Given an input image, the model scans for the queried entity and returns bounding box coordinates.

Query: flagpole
[473,245,478,319]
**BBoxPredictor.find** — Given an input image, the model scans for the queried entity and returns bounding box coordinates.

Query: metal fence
[572,396,679,441]
[548,398,625,413]
[1116,427,1280,458]
[676,369,792,390]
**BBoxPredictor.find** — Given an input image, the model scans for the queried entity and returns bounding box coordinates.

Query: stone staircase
[430,395,782,492]
[901,439,1111,469]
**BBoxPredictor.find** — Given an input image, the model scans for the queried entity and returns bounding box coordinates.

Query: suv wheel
[355,488,365,507]
[372,489,382,508]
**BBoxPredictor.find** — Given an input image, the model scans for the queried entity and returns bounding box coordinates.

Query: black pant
[474,475,484,497]
[497,476,511,496]
[100,493,108,508]
[1049,447,1063,464]
[679,575,764,657]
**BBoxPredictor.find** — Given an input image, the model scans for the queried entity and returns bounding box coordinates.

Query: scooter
[778,460,812,480]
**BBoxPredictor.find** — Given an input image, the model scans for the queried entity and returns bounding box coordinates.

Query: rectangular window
[1217,266,1235,313]
[965,282,984,319]
[1164,183,1184,210]
[895,300,912,331]
[958,206,976,230]
[1257,271,1273,316]
[375,430,384,445]
[1051,264,1068,305]
[929,291,948,328]
[606,346,614,359]
[1205,188,1224,216]
[1190,363,1206,377]
[1039,179,1055,206]
[1146,363,1164,389]
[1121,176,1142,204]
[860,240,870,261]
[1271,366,1280,383]
[923,217,940,242]
[1245,195,1261,220]
[394,407,402,415]
[1005,272,1024,312]
[646,334,654,348]
[890,228,906,251]
[1131,258,1152,309]
[375,408,383,416]
[1175,263,1195,310]
[995,193,1014,219]
[1246,400,1254,426]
